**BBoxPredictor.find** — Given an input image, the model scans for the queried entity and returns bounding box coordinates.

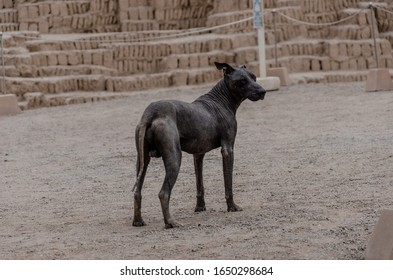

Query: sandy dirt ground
[1,81,392,260]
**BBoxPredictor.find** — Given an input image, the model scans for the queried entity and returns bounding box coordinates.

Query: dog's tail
[132,122,147,192]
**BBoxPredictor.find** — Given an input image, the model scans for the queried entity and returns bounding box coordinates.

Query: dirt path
[1,82,392,259]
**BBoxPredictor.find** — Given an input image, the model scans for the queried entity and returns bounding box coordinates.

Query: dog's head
[215,62,266,101]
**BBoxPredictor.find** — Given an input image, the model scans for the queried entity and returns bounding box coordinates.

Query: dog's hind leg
[159,149,182,229]
[132,124,150,227]
[194,154,206,212]
[154,120,182,229]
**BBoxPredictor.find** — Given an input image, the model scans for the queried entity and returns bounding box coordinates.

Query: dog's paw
[194,205,206,212]
[165,220,182,229]
[132,219,146,227]
[227,204,243,212]
[194,206,206,212]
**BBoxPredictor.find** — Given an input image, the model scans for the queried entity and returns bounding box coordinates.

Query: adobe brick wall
[0,0,392,109]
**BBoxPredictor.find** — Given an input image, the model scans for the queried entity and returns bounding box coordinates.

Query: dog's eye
[238,79,247,86]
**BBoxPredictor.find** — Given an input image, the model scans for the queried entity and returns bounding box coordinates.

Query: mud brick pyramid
[0,0,393,109]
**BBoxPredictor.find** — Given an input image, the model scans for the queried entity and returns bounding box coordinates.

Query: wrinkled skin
[133,62,266,229]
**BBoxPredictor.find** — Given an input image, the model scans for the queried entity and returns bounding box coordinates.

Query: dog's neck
[195,79,243,116]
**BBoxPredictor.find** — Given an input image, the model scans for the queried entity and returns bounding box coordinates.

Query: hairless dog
[133,62,266,228]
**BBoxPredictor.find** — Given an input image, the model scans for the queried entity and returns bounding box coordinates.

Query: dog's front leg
[194,154,206,212]
[221,146,242,212]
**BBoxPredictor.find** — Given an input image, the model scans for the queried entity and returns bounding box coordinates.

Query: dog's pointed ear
[240,65,247,69]
[215,62,234,75]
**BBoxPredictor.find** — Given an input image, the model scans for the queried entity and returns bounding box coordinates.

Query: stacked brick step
[206,0,254,35]
[266,39,392,72]
[4,31,256,108]
[19,90,128,110]
[26,39,117,77]
[119,0,213,32]
[17,0,119,34]
[112,34,236,73]
[0,0,19,32]
[377,1,393,58]
[1,33,119,109]
[264,0,393,82]
[107,33,251,91]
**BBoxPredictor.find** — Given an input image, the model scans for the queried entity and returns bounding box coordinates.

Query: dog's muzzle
[255,89,266,101]
[259,90,266,100]
[247,84,266,101]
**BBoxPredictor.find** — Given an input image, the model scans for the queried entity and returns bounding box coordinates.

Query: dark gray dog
[133,62,266,228]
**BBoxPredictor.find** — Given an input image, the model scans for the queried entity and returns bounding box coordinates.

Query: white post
[253,0,280,91]
[253,0,266,77]
[0,33,5,94]
[368,2,379,68]
[257,28,266,77]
